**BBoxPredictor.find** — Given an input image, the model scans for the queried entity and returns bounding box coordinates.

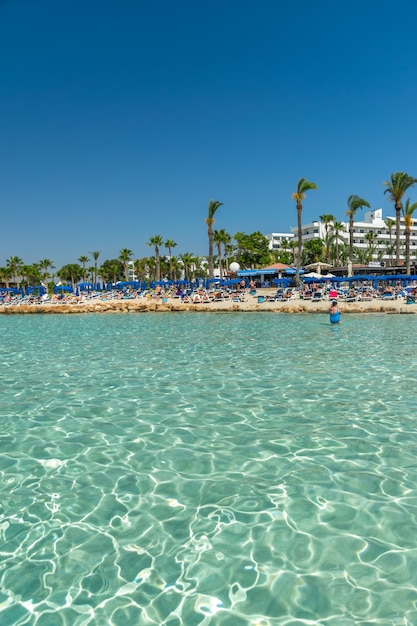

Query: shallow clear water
[1,312,417,625]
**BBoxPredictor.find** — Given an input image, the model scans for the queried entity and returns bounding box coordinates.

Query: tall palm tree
[118,248,133,281]
[89,250,101,285]
[346,195,370,267]
[169,256,181,281]
[402,198,417,274]
[292,178,318,284]
[78,255,90,282]
[330,221,345,266]
[6,256,23,286]
[220,230,232,274]
[205,199,223,279]
[383,172,417,266]
[146,235,164,281]
[320,213,335,263]
[179,252,195,282]
[165,239,177,280]
[384,218,395,245]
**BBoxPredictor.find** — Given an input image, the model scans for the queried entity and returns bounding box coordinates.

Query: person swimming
[329,300,341,324]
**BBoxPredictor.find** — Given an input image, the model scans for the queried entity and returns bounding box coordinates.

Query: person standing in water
[329,300,341,324]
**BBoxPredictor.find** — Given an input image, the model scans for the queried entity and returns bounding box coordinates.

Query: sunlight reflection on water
[1,312,417,625]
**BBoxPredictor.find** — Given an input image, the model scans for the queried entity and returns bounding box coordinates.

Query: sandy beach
[0,291,415,314]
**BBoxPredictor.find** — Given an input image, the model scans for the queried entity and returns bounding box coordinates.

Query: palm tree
[205,199,223,279]
[383,218,395,267]
[118,248,133,281]
[165,239,177,280]
[364,231,378,263]
[179,252,195,281]
[58,264,83,290]
[89,250,101,285]
[402,198,417,274]
[146,235,164,281]
[330,221,345,266]
[346,195,370,267]
[213,229,229,279]
[220,230,232,274]
[292,178,318,284]
[383,172,417,266]
[133,257,149,283]
[384,218,395,244]
[0,266,13,288]
[39,259,55,288]
[288,240,298,265]
[169,256,181,281]
[320,214,335,263]
[78,255,90,282]
[6,256,23,286]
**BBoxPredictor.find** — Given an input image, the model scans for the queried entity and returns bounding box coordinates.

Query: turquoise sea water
[1,312,417,626]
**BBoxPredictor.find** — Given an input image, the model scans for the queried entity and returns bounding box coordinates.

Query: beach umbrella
[304,262,333,275]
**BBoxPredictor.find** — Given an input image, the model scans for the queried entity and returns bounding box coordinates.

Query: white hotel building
[266,209,417,265]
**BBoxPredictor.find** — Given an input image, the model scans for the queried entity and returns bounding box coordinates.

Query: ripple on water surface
[1,312,417,625]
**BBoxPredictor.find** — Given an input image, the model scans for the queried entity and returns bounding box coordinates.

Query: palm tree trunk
[296,204,302,285]
[395,204,401,267]
[208,227,214,278]
[349,216,354,263]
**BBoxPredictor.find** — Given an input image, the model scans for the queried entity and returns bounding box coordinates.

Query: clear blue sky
[2,0,417,269]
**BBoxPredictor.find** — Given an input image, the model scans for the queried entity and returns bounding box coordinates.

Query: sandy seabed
[0,292,415,315]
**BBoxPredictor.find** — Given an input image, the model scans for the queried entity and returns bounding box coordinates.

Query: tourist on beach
[329,300,340,324]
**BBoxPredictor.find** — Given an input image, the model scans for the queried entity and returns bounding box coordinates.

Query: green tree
[165,239,177,281]
[179,252,195,281]
[384,242,396,266]
[213,229,228,279]
[89,250,101,284]
[288,240,298,265]
[292,178,318,285]
[346,195,370,266]
[330,221,345,266]
[133,257,149,283]
[234,231,270,268]
[99,259,123,284]
[6,256,24,286]
[205,199,223,279]
[169,256,181,281]
[58,264,83,289]
[78,255,90,282]
[320,214,335,263]
[402,198,417,274]
[118,248,133,281]
[39,259,55,288]
[20,264,42,288]
[384,218,395,248]
[364,231,378,263]
[0,266,13,288]
[383,172,417,266]
[302,239,325,265]
[146,235,164,281]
